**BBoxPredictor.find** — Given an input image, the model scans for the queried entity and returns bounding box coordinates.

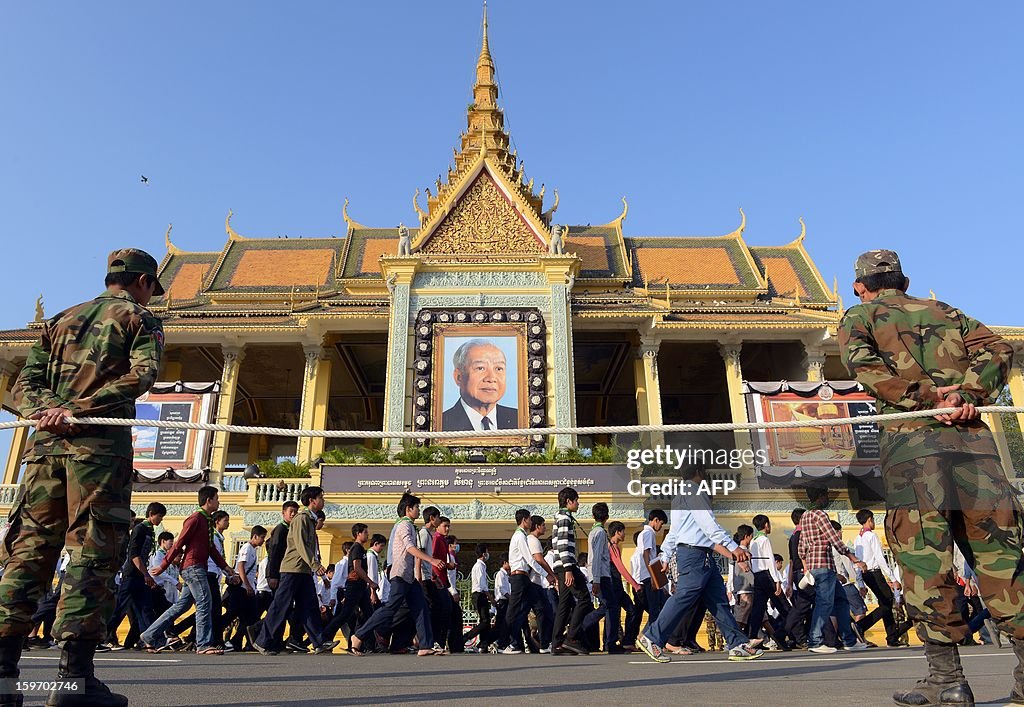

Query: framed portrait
[412,308,547,451]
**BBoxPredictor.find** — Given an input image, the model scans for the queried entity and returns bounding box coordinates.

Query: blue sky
[0,2,1021,325]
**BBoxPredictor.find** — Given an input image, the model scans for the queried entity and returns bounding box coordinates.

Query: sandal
[665,645,693,655]
[197,647,224,655]
[349,637,365,657]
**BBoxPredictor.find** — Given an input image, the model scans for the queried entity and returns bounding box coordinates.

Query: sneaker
[500,646,523,655]
[222,643,235,653]
[808,645,838,654]
[109,642,126,651]
[313,640,339,655]
[637,634,670,664]
[488,643,498,654]
[285,640,306,653]
[764,639,779,651]
[845,642,870,652]
[432,643,449,655]
[728,643,764,661]
[539,647,551,654]
[561,639,589,656]
[95,643,112,653]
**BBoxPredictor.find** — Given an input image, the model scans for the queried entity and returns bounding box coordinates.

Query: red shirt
[431,534,450,588]
[797,509,853,572]
[159,511,228,574]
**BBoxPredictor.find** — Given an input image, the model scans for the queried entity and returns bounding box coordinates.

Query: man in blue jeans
[582,503,622,652]
[637,468,764,663]
[143,487,240,654]
[797,487,870,654]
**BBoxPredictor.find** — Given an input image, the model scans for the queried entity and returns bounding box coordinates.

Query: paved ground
[14,644,1020,706]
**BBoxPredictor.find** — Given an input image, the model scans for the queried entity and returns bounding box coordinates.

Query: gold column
[297,345,333,465]
[983,412,1016,478]
[1008,361,1024,440]
[1,361,26,485]
[2,426,27,486]
[208,345,245,486]
[805,347,827,382]
[719,342,753,454]
[633,338,664,447]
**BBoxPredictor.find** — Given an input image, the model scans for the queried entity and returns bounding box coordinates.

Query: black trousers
[553,566,590,644]
[857,569,899,645]
[325,580,372,641]
[785,573,839,647]
[494,599,509,648]
[624,584,646,646]
[423,581,451,649]
[463,591,492,650]
[107,572,155,643]
[225,584,258,649]
[748,570,793,642]
[506,574,533,650]
[255,573,324,649]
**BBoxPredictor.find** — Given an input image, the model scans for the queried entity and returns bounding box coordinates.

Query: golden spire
[478,2,493,82]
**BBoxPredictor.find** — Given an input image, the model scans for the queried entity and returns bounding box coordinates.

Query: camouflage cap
[107,248,165,296]
[854,249,902,280]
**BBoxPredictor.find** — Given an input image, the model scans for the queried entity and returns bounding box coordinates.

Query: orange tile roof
[229,248,334,287]
[358,238,393,276]
[635,246,740,286]
[760,256,806,299]
[565,235,612,274]
[166,262,210,301]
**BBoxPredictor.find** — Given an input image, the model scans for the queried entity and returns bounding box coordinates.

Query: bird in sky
[140,175,149,185]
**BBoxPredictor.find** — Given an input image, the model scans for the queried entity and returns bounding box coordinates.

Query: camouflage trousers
[883,452,1024,644]
[0,455,132,641]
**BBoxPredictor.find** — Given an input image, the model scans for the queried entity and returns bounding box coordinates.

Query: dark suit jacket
[441,400,518,431]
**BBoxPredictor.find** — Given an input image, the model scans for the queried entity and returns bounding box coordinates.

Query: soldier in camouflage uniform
[0,250,164,707]
[839,249,1024,706]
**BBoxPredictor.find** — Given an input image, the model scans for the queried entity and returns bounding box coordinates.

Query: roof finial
[481,2,489,57]
[797,216,806,243]
[738,207,746,233]
[225,209,244,240]
[165,223,181,255]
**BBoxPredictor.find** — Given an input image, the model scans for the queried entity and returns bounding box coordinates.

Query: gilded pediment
[419,171,546,255]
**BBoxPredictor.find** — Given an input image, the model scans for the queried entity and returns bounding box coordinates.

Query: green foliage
[256,459,311,478]
[313,443,627,466]
[997,388,1024,476]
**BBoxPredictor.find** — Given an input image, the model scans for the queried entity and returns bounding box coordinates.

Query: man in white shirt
[527,516,556,653]
[493,555,512,652]
[854,509,910,647]
[329,543,352,613]
[746,515,794,647]
[505,509,544,654]
[366,534,386,607]
[149,533,179,612]
[226,525,266,651]
[464,543,494,653]
[638,509,668,621]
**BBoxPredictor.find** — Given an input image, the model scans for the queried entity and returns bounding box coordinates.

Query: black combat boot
[0,636,24,707]
[893,641,974,706]
[45,640,127,707]
[1009,636,1024,704]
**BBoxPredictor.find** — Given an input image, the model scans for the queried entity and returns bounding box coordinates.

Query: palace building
[2,9,1023,567]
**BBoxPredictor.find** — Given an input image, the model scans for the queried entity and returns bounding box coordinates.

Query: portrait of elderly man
[441,338,519,432]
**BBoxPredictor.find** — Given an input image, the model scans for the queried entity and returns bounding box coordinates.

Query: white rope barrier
[0,406,1021,440]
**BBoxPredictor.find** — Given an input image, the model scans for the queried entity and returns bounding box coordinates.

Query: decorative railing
[0,484,20,506]
[250,478,310,504]
[220,472,249,493]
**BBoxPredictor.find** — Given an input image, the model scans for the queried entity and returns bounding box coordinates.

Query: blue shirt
[660,492,738,554]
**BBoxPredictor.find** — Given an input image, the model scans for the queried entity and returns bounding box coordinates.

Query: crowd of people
[12,481,1004,661]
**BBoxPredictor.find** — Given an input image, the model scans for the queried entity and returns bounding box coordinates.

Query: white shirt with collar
[494,567,511,601]
[471,558,489,593]
[508,529,533,573]
[749,534,781,581]
[854,528,895,581]
[460,398,497,432]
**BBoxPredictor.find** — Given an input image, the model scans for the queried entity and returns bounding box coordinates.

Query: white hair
[452,339,505,373]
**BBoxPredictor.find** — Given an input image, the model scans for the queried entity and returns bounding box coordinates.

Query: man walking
[0,248,164,707]
[550,488,592,655]
[637,467,764,664]
[249,486,338,655]
[853,509,909,647]
[840,249,1024,704]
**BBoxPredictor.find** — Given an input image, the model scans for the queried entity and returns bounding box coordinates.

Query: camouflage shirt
[13,289,164,460]
[839,289,1013,467]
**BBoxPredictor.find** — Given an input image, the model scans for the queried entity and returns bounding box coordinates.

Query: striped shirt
[552,509,578,570]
